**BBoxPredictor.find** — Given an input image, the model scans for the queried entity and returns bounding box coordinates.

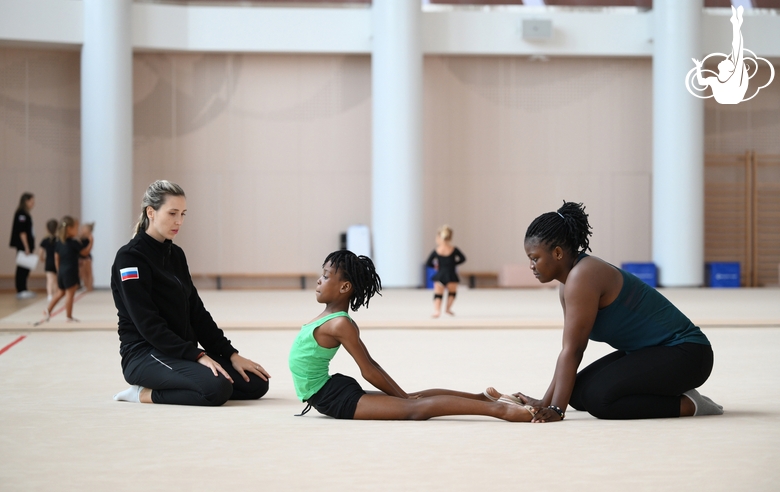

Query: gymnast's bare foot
[496,398,534,422]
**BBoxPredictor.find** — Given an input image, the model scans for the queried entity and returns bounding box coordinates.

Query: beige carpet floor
[1,287,778,491]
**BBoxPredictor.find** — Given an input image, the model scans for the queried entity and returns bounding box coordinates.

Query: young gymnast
[425,225,466,317]
[44,216,92,322]
[288,250,532,422]
[38,218,60,301]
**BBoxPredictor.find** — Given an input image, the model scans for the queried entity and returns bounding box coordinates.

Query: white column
[652,0,704,287]
[81,0,133,289]
[371,0,423,288]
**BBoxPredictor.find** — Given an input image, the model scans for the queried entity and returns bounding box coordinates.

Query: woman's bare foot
[432,310,441,318]
[67,317,79,322]
[42,309,50,322]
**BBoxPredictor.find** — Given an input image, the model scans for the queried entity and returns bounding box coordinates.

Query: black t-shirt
[9,210,34,252]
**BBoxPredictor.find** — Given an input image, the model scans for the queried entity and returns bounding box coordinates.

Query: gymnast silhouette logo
[685,6,774,104]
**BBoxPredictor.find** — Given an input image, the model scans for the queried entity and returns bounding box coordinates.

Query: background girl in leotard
[288,250,532,422]
[425,225,466,317]
[44,216,91,322]
[38,218,60,302]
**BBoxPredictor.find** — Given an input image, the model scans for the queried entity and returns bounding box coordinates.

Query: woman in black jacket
[111,180,270,406]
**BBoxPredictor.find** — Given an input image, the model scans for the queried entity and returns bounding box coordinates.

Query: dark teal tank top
[586,255,710,353]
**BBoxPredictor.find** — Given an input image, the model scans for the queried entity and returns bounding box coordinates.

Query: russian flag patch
[120,267,139,281]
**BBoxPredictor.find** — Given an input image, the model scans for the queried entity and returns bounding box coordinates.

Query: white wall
[1,1,778,280]
[2,1,778,58]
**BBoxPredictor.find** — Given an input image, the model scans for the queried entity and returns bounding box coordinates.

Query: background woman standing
[9,192,36,299]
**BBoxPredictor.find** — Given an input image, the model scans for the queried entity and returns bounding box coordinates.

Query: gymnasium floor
[1,287,779,491]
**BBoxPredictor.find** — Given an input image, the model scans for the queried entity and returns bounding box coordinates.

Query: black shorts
[308,373,366,420]
[432,271,459,285]
[57,268,79,290]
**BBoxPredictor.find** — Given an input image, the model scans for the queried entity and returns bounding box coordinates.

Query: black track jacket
[111,231,237,364]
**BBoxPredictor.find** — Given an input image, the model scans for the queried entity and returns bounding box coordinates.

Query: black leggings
[15,264,30,292]
[122,347,269,406]
[569,342,713,420]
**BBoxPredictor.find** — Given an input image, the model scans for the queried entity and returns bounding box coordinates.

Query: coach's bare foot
[446,310,455,316]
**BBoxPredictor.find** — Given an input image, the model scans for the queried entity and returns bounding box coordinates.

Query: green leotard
[288,311,351,401]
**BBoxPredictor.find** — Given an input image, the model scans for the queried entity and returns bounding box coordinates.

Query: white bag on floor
[16,251,39,270]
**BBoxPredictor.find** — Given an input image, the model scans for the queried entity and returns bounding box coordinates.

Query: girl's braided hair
[525,201,592,257]
[324,250,382,312]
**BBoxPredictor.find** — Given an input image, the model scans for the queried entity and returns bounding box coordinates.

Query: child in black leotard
[44,216,92,322]
[288,249,532,422]
[425,225,466,317]
[38,218,60,302]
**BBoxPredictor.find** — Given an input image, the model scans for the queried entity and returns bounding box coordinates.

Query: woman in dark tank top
[511,201,721,422]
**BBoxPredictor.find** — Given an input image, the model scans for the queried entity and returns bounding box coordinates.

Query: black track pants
[122,347,269,406]
[569,342,713,419]
[15,265,30,292]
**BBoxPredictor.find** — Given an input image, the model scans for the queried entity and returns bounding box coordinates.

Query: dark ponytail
[524,201,592,257]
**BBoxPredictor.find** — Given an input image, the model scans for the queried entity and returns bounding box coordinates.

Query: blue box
[622,262,657,288]
[706,262,740,288]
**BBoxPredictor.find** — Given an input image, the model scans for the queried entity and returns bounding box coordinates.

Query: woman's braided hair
[324,250,382,312]
[524,201,592,257]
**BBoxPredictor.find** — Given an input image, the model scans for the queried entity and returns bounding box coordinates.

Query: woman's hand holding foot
[512,391,544,409]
